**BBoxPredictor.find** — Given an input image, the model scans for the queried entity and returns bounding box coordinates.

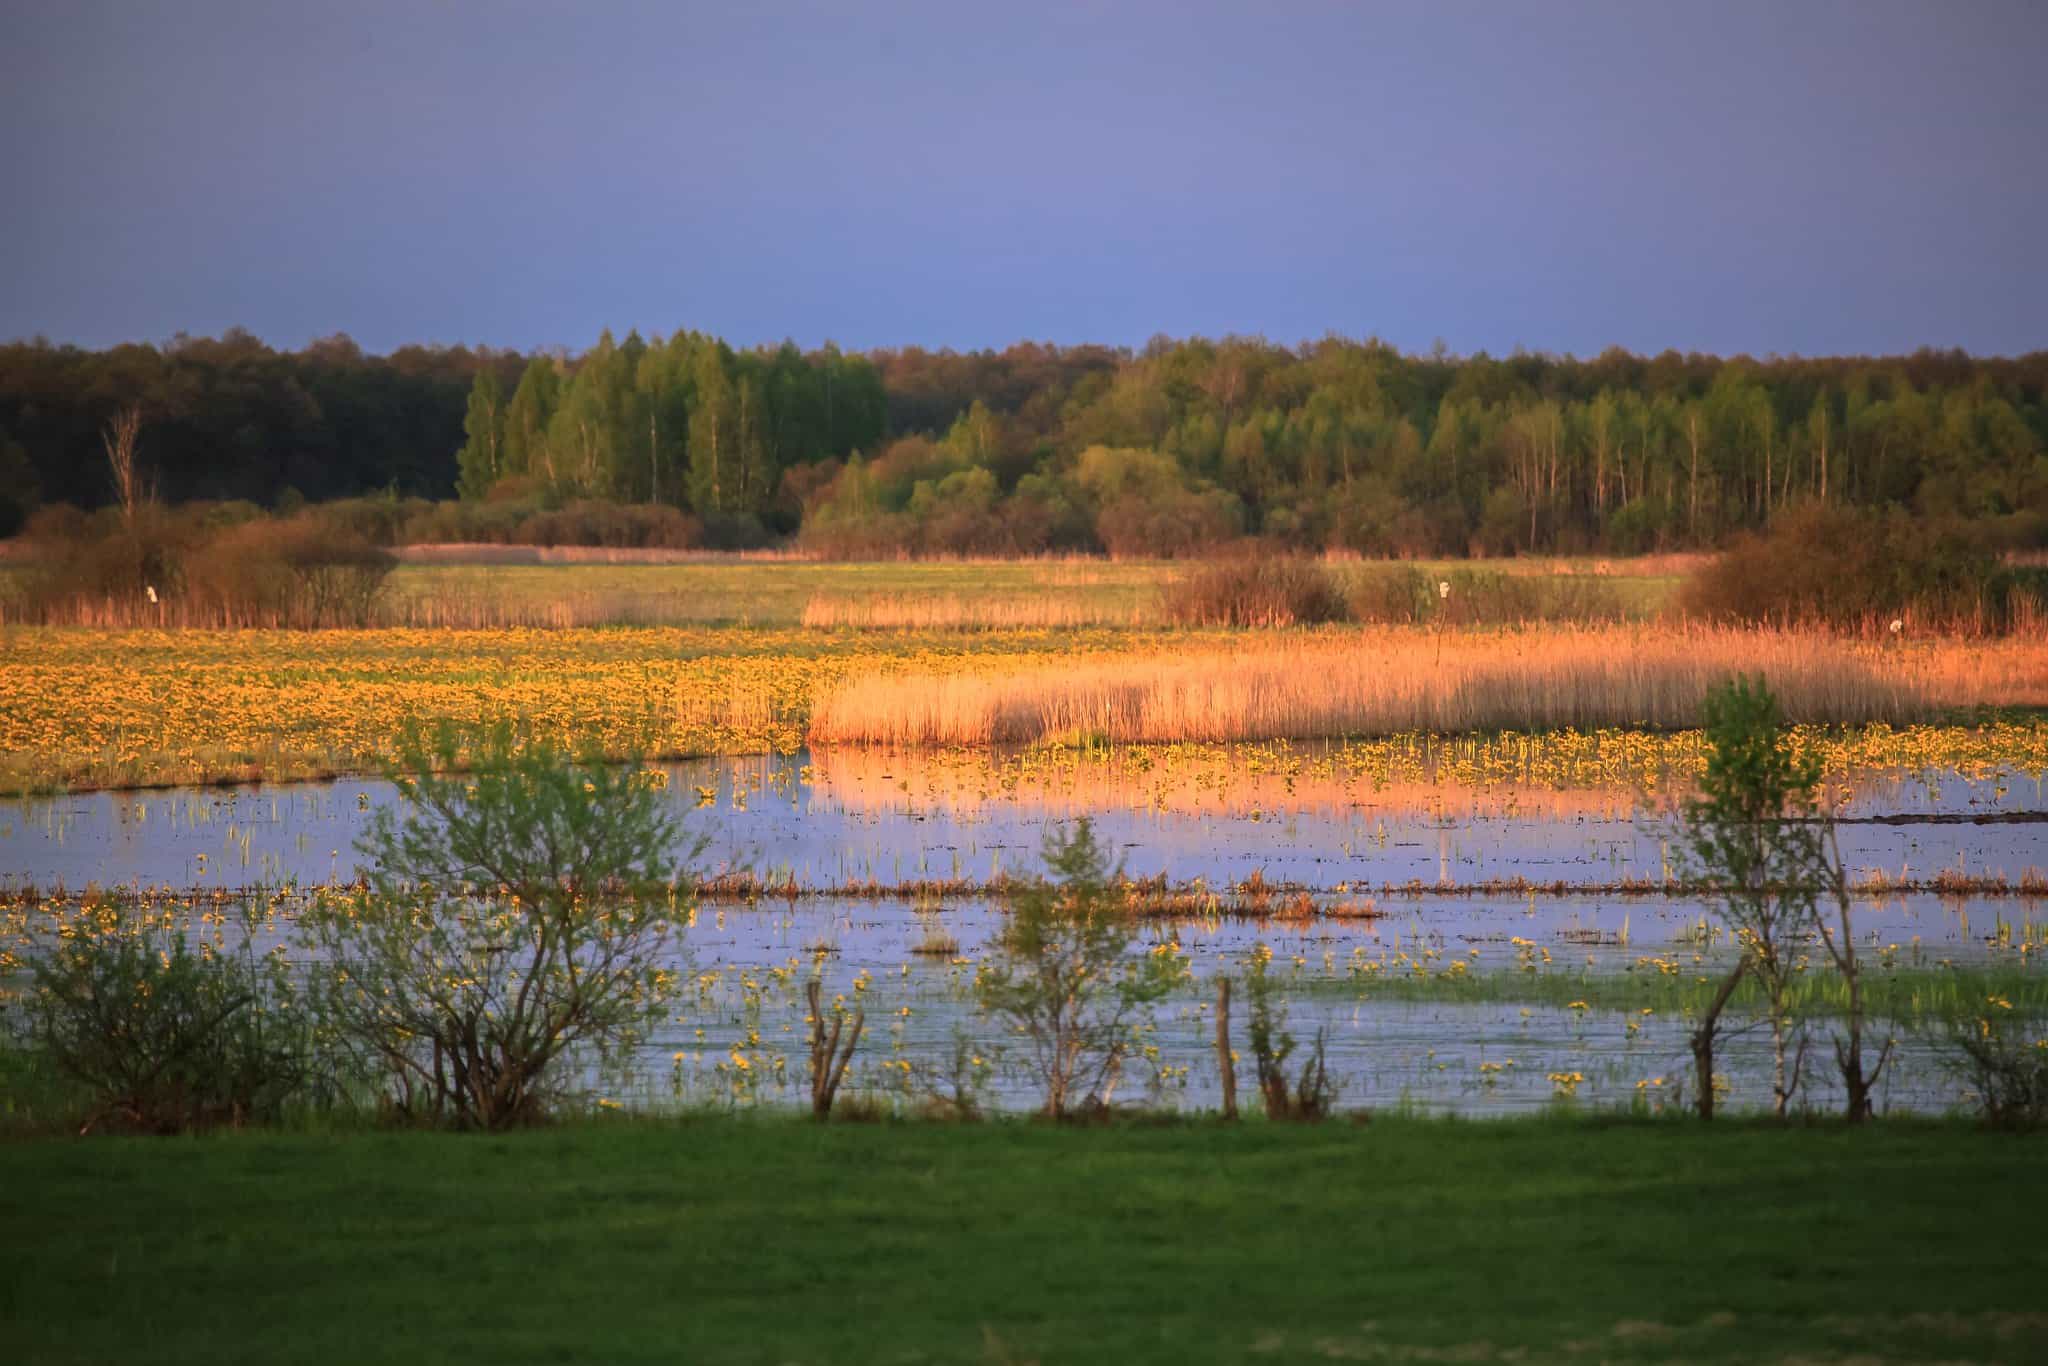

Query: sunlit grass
[808,625,2048,746]
[5,620,2046,794]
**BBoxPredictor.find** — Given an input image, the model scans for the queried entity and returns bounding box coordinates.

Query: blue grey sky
[4,1,2042,357]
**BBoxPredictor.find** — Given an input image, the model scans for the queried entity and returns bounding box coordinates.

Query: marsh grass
[1296,956,2048,1024]
[808,626,2048,747]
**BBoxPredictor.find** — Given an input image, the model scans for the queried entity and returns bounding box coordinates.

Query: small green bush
[21,913,316,1133]
[1948,1019,2048,1131]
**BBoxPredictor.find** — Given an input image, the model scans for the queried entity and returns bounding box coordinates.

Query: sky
[4,0,2043,358]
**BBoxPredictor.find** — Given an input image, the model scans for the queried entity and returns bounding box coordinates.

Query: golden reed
[806,625,2048,747]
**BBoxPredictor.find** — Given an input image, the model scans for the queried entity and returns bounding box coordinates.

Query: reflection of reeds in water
[800,593,1144,630]
[808,627,2048,747]
[802,744,1668,822]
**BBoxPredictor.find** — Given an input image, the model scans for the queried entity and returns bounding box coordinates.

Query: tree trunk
[1691,961,1745,1121]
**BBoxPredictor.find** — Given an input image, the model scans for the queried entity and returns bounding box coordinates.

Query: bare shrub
[513,500,703,550]
[184,518,396,626]
[1344,566,1431,624]
[1683,502,2021,633]
[804,978,864,1120]
[1161,552,1348,626]
[18,503,193,614]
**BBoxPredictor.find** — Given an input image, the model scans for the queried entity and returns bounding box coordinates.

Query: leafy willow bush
[975,821,1180,1119]
[302,724,700,1129]
[1948,1018,2048,1130]
[20,911,316,1133]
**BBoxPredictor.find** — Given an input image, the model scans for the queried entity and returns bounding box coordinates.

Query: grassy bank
[2,1118,2043,1364]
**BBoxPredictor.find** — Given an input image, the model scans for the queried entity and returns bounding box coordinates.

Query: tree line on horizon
[2,329,2044,555]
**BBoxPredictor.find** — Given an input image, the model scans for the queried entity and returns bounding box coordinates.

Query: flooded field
[6,741,2045,894]
[5,740,2044,1118]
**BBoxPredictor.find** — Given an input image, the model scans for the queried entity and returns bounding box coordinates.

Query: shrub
[184,517,396,626]
[1947,1018,2048,1130]
[302,723,700,1129]
[1243,949,1333,1122]
[1344,566,1432,624]
[1161,552,1348,626]
[975,821,1180,1119]
[19,502,195,613]
[16,507,394,626]
[513,499,702,549]
[313,495,438,546]
[1096,487,1242,558]
[1682,502,2020,632]
[1679,676,1833,1120]
[1341,566,1626,626]
[21,910,315,1133]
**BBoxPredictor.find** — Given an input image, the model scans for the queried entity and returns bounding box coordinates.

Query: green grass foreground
[2,1118,2043,1364]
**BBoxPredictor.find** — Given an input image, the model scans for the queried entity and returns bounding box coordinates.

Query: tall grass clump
[808,626,1941,747]
[1683,502,2032,634]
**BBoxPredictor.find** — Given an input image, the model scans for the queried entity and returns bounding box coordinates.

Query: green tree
[686,345,737,513]
[1682,676,1824,1118]
[975,821,1179,1118]
[455,368,504,499]
[502,357,561,485]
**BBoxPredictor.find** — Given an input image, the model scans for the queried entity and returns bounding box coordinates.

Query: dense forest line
[3,330,2045,555]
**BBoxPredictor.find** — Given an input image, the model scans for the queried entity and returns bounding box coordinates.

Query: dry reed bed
[807,627,2048,747]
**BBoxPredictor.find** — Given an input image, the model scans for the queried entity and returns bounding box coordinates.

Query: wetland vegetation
[5,481,2046,1362]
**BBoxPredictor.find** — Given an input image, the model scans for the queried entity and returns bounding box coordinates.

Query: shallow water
[4,744,2042,1117]
[2,747,2043,895]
